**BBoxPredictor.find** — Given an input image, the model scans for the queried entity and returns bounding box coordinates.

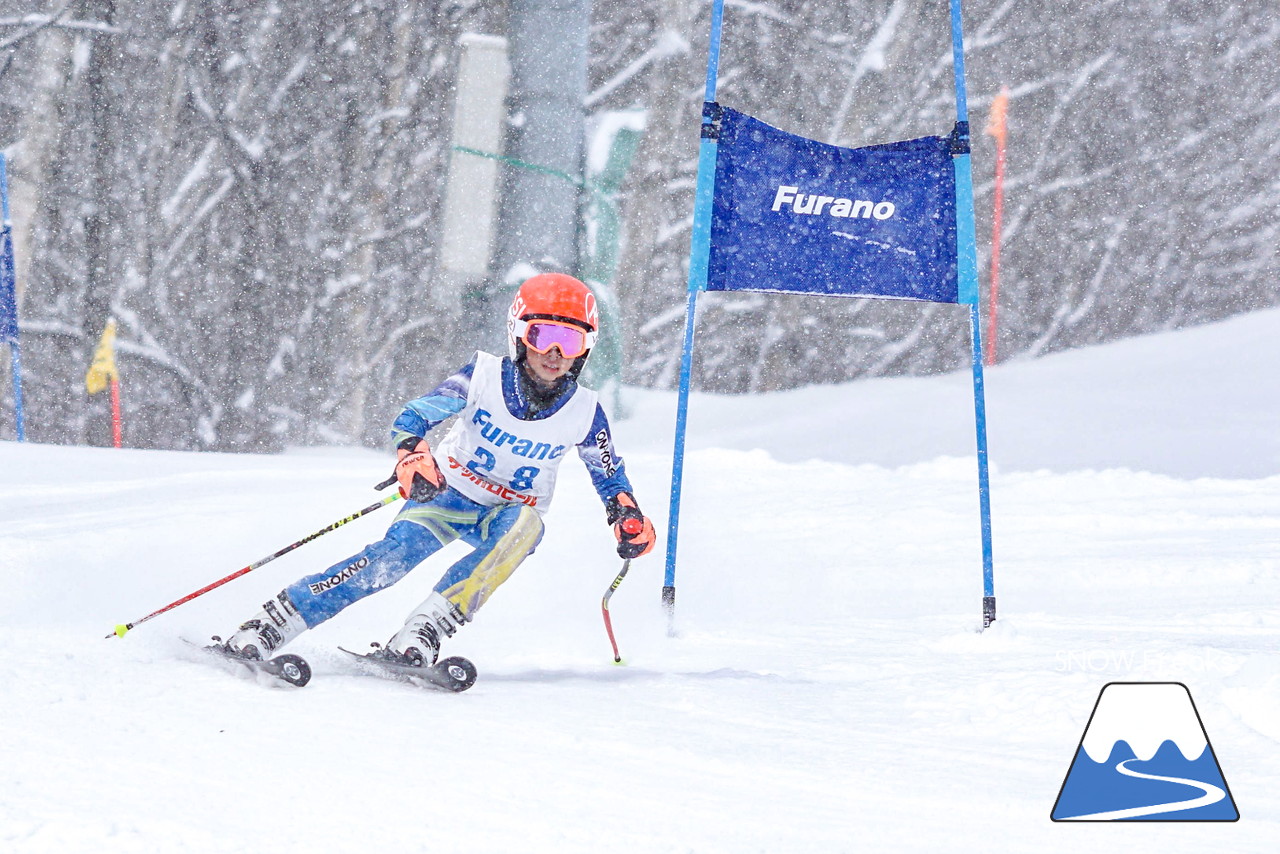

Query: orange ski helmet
[507,274,599,373]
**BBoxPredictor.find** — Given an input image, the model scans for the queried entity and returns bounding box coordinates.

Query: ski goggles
[516,319,597,359]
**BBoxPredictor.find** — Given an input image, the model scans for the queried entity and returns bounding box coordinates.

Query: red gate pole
[984,88,1009,366]
[110,376,122,448]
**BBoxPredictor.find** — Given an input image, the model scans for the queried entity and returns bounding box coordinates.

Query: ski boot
[220,591,307,660]
[383,592,466,667]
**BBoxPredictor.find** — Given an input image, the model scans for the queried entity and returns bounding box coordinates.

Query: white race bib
[435,352,597,513]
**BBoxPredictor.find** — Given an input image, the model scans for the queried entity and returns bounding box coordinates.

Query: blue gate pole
[948,0,996,627]
[8,337,24,443]
[0,154,25,442]
[663,0,726,632]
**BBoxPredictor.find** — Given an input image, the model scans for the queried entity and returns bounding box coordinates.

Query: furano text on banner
[706,107,962,304]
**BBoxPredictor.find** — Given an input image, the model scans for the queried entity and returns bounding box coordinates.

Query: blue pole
[663,289,699,622]
[948,0,996,627]
[9,339,25,442]
[0,154,25,442]
[663,0,726,629]
[948,1,970,124]
[701,0,725,102]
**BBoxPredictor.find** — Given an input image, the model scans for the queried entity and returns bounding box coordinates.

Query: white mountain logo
[1052,682,1239,821]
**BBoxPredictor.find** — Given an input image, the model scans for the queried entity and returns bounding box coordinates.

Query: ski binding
[339,644,477,693]
[201,637,312,687]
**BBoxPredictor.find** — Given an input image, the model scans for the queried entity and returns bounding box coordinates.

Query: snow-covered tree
[1,0,1276,447]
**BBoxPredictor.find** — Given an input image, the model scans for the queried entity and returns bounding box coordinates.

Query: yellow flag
[85,317,118,395]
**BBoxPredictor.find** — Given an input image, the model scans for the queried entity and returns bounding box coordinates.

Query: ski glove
[395,437,446,503]
[606,492,655,559]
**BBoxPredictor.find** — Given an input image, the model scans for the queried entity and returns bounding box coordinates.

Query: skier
[221,273,655,666]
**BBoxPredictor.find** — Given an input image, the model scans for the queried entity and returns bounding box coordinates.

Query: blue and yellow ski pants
[286,488,544,628]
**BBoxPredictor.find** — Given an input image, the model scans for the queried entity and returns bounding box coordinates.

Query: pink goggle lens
[524,322,588,358]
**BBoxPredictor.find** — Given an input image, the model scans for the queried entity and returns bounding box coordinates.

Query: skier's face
[525,344,572,386]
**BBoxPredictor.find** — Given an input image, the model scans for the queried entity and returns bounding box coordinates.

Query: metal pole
[949,0,996,628]
[663,0,727,630]
[489,0,590,348]
[109,492,402,638]
[601,558,632,662]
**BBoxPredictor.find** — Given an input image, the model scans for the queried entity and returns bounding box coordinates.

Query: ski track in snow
[3,310,1280,852]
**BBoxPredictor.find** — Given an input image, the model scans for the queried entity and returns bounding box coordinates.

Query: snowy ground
[2,308,1279,852]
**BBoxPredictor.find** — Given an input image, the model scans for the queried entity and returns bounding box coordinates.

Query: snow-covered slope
[2,310,1278,852]
[623,306,1280,478]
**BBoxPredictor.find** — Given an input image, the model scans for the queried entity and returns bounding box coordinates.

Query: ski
[339,645,477,693]
[194,639,313,687]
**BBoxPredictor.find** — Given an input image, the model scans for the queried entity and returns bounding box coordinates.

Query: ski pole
[108,489,402,639]
[601,558,632,663]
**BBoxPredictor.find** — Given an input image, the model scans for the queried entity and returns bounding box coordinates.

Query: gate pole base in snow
[983,596,997,629]
[662,586,676,636]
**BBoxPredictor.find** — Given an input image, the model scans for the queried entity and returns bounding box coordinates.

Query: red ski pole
[601,558,633,663]
[108,489,401,639]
